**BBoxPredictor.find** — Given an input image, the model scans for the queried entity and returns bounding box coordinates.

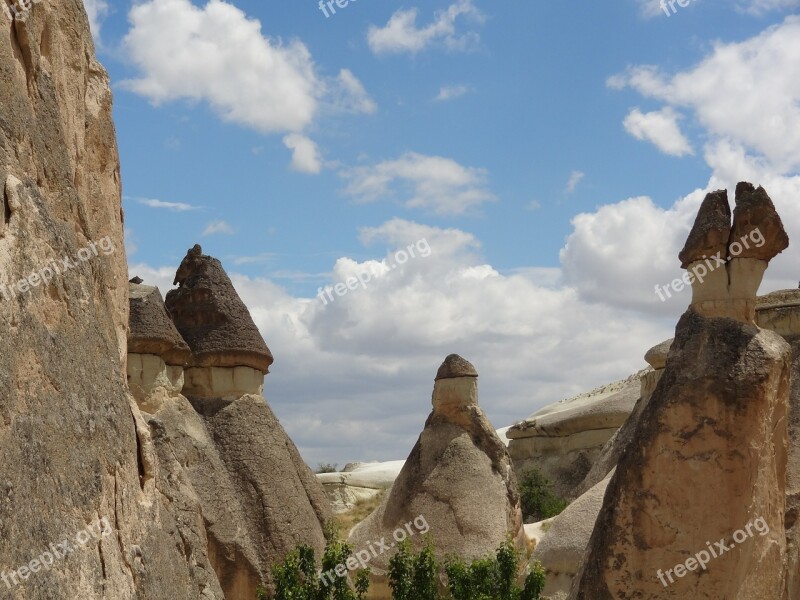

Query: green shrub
[445,539,545,600]
[316,463,339,474]
[518,466,568,523]
[258,523,368,600]
[262,530,546,600]
[386,537,545,600]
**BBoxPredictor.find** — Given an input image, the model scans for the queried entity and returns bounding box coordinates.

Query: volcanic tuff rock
[731,182,789,261]
[349,355,524,572]
[531,474,612,600]
[678,189,731,268]
[166,244,273,373]
[0,0,226,597]
[129,282,191,365]
[682,183,789,322]
[128,253,332,598]
[570,190,792,600]
[507,372,642,500]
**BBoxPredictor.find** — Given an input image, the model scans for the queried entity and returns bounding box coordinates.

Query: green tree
[258,523,369,600]
[518,466,568,523]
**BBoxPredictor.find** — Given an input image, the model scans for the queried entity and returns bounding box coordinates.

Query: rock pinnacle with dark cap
[435,354,478,380]
[165,245,274,373]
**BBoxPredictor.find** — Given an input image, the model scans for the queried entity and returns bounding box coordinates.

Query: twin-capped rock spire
[679,182,789,322]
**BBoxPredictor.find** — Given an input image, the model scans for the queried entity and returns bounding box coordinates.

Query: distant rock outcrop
[349,355,524,572]
[128,248,331,598]
[507,372,643,499]
[317,461,405,514]
[571,183,792,600]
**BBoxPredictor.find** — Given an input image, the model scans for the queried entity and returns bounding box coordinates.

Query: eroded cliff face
[1,2,223,597]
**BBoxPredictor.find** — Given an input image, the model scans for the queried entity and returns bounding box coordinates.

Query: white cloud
[738,0,800,14]
[121,0,320,134]
[203,220,235,235]
[609,16,800,172]
[565,170,585,194]
[367,0,485,55]
[82,0,109,44]
[623,107,694,157]
[136,198,201,212]
[330,69,378,115]
[283,134,323,174]
[129,217,672,465]
[434,84,471,102]
[527,200,542,211]
[342,152,496,215]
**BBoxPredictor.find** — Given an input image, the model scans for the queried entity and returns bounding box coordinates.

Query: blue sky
[86,0,800,466]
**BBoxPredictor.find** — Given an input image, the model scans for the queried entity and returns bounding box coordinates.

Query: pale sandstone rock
[317,460,405,514]
[532,474,612,600]
[127,352,184,411]
[183,365,264,401]
[349,355,524,573]
[508,372,642,499]
[0,1,224,596]
[756,290,800,599]
[570,309,791,600]
[644,338,673,370]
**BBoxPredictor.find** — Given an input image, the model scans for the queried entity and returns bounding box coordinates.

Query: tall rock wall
[0,1,222,598]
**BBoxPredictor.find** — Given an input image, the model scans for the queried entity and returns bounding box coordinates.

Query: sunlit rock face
[570,184,792,600]
[349,355,525,575]
[681,183,788,323]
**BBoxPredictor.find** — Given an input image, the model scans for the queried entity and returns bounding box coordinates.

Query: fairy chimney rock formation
[680,183,788,322]
[128,282,191,410]
[349,355,524,574]
[166,245,273,401]
[570,184,792,600]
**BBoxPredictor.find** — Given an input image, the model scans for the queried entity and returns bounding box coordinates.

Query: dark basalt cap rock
[129,283,192,366]
[165,245,274,373]
[679,189,732,268]
[730,182,789,262]
[435,354,478,380]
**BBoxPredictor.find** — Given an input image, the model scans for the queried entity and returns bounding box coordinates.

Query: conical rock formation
[349,355,524,573]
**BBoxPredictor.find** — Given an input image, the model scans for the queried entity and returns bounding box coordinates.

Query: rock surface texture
[0,1,222,597]
[757,289,800,600]
[682,183,788,322]
[349,355,524,572]
[129,252,331,598]
[570,184,792,600]
[507,372,643,499]
[0,2,329,596]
